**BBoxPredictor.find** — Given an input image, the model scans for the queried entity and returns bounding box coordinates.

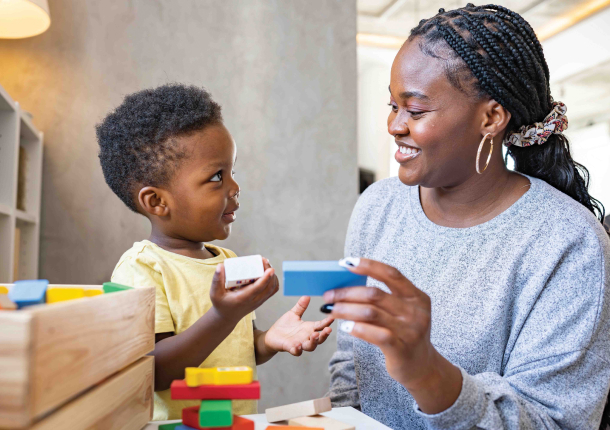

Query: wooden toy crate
[0,286,155,428]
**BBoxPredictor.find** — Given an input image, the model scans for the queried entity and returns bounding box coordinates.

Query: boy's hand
[210,258,279,324]
[263,296,334,356]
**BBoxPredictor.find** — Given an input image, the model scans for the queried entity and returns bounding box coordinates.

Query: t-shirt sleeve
[112,256,175,334]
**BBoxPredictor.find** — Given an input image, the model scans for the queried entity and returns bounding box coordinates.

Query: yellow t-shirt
[111,240,257,420]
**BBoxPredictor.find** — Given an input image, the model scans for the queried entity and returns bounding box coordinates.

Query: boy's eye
[210,172,222,182]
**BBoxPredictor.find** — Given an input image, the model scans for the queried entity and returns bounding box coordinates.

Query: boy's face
[165,123,240,242]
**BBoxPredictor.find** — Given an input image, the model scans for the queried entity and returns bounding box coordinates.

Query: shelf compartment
[0,110,19,209]
[0,213,13,283]
[16,116,43,215]
[14,219,38,281]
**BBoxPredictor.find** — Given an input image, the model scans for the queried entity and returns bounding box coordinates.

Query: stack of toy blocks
[168,366,259,430]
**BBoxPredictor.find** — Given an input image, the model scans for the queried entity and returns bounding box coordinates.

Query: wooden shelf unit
[0,83,43,282]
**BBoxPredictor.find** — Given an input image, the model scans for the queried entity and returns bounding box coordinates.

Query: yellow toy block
[47,287,85,303]
[0,286,8,294]
[215,366,253,385]
[185,366,253,386]
[84,289,103,297]
[186,367,214,387]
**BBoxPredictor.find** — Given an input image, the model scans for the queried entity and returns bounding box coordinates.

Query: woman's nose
[388,114,409,137]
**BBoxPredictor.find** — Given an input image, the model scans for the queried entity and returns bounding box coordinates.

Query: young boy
[96,84,334,420]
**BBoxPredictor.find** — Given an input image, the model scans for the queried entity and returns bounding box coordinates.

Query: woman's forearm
[150,307,238,391]
[404,351,463,414]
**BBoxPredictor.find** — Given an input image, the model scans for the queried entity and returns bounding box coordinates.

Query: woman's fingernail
[339,257,360,269]
[323,290,334,303]
[320,303,334,313]
[340,320,355,333]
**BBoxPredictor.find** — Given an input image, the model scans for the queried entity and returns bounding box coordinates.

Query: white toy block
[265,397,332,423]
[224,255,265,289]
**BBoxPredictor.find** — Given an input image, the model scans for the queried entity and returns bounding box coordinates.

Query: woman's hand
[263,296,334,356]
[323,257,462,414]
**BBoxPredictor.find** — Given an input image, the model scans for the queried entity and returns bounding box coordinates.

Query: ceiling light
[0,0,51,39]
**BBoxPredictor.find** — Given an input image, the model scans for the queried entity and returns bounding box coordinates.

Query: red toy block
[182,407,254,430]
[171,379,260,400]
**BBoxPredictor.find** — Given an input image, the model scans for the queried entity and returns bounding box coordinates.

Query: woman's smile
[395,143,422,163]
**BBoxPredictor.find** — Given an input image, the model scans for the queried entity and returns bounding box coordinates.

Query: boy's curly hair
[96,83,222,212]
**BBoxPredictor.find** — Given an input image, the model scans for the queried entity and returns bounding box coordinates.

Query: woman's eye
[387,102,398,112]
[210,172,222,182]
[408,111,425,118]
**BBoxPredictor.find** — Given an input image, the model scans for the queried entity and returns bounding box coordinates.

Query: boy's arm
[151,263,278,391]
[150,306,240,390]
[253,322,278,365]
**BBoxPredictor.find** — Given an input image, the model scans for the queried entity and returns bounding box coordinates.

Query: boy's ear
[138,186,170,217]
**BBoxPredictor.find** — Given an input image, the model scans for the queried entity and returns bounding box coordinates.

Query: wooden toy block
[185,366,253,386]
[46,287,85,303]
[224,255,265,289]
[265,397,332,423]
[159,423,184,430]
[102,281,134,293]
[199,400,233,428]
[84,289,103,297]
[288,416,355,430]
[171,379,260,400]
[0,286,8,294]
[265,426,323,430]
[0,294,17,310]
[183,407,254,430]
[9,279,48,308]
[283,261,367,296]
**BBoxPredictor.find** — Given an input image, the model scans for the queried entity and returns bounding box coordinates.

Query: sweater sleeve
[327,189,374,408]
[416,224,610,430]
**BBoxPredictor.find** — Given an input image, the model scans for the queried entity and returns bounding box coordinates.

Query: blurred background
[0,0,608,411]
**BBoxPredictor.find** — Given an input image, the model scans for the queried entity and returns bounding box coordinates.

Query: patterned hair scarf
[504,101,568,147]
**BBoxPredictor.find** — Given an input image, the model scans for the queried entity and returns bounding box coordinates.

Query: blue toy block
[9,279,48,308]
[174,425,198,430]
[283,261,367,296]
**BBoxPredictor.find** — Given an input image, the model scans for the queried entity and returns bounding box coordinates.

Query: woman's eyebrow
[388,86,430,101]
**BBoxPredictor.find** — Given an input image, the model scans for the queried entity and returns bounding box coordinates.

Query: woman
[326,4,610,429]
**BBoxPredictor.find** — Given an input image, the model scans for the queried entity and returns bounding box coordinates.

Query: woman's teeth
[399,146,420,155]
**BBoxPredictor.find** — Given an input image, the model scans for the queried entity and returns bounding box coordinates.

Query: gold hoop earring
[476,133,494,174]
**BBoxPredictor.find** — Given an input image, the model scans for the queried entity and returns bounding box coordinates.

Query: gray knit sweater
[328,175,610,429]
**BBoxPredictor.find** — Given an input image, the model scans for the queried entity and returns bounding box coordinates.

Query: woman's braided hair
[409,3,607,229]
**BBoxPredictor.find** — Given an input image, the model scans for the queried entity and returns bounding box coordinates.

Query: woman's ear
[138,186,170,217]
[480,99,511,139]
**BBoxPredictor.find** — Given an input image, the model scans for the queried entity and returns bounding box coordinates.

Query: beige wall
[0,0,358,410]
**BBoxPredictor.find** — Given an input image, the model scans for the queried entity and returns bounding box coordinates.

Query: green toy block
[199,400,233,428]
[158,423,182,430]
[102,282,134,294]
